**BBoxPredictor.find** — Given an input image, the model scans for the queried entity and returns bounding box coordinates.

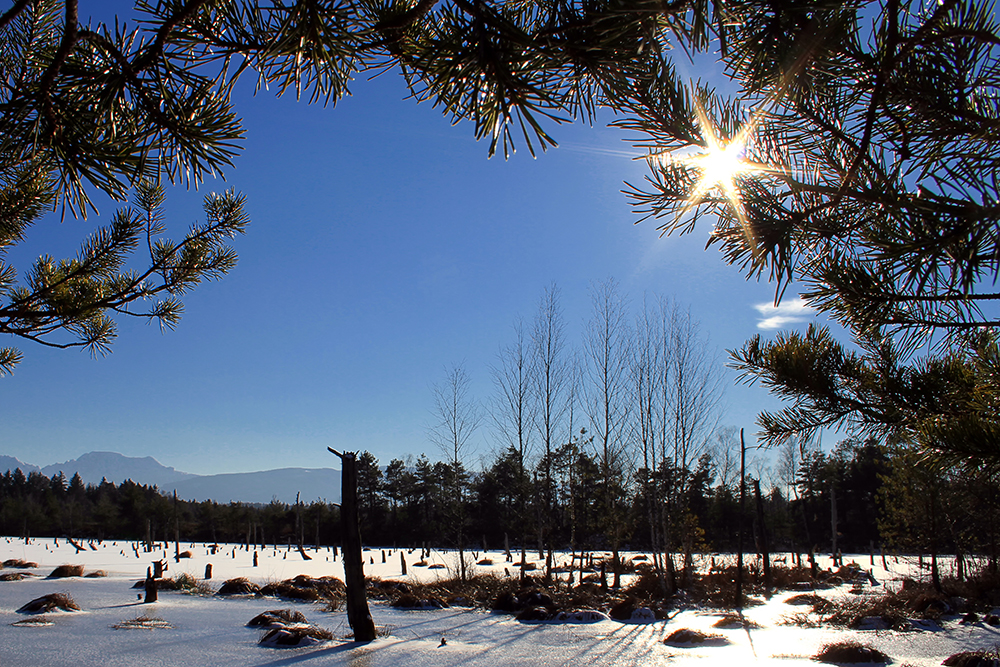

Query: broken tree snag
[329,448,377,642]
[144,566,158,603]
[295,492,312,561]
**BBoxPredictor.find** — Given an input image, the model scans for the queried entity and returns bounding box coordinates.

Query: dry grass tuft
[664,628,728,646]
[47,564,84,578]
[259,624,333,647]
[942,648,1000,666]
[11,615,54,626]
[779,612,821,628]
[393,593,449,609]
[814,640,890,664]
[84,570,107,578]
[247,609,309,627]
[3,559,37,569]
[217,577,261,596]
[260,574,344,603]
[17,592,80,614]
[1,572,30,581]
[785,593,833,613]
[368,573,510,610]
[112,614,173,630]
[713,612,761,629]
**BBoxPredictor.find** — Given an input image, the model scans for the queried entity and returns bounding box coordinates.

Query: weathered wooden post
[329,448,377,642]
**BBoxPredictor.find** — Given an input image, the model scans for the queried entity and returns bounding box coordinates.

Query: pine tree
[606,0,1000,466]
[0,0,677,373]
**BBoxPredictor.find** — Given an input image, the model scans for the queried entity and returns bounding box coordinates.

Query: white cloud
[754,298,816,330]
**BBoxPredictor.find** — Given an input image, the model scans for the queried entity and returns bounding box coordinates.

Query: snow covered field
[1,536,996,666]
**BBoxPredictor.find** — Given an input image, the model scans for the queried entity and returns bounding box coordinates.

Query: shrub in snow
[48,564,84,578]
[3,559,37,568]
[17,592,80,613]
[84,570,107,578]
[814,641,890,664]
[1,572,30,581]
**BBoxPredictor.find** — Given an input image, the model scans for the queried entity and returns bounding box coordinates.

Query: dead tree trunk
[754,478,770,589]
[329,448,376,642]
[736,428,746,609]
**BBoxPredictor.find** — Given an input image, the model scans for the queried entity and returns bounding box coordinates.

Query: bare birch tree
[429,364,481,581]
[531,284,568,559]
[583,277,633,587]
[490,317,536,543]
[632,294,671,581]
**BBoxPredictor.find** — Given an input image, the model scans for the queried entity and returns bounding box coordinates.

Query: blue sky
[1,18,825,475]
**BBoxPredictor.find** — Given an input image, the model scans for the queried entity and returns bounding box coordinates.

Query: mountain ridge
[1,452,341,505]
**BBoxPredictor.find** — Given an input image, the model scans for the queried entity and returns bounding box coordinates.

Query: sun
[681,100,760,216]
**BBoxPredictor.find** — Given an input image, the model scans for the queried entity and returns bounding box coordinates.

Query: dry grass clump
[217,577,261,596]
[3,559,37,568]
[17,592,81,614]
[84,570,107,578]
[822,593,911,630]
[12,615,55,626]
[393,593,449,609]
[47,564,84,578]
[11,616,55,628]
[248,609,309,627]
[259,624,333,647]
[821,574,978,630]
[814,640,890,664]
[173,572,214,595]
[713,612,761,629]
[779,612,822,628]
[607,596,661,621]
[1,572,31,581]
[260,574,345,603]
[112,614,173,630]
[785,593,833,613]
[368,573,510,610]
[942,648,1000,666]
[664,628,728,646]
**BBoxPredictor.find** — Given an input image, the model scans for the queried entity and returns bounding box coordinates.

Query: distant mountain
[0,456,40,476]
[0,451,341,505]
[40,451,196,487]
[168,468,341,505]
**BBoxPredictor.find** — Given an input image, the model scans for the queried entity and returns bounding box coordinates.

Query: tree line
[5,435,998,581]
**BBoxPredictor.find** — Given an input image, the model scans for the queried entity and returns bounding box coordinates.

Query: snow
[1,537,996,666]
